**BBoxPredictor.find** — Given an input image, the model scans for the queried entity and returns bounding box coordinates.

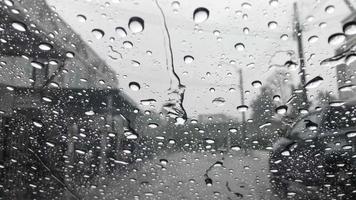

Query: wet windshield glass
[1,0,356,199]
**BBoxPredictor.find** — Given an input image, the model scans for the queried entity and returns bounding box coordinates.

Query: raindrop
[193,7,209,23]
[252,80,262,88]
[269,0,278,7]
[346,54,356,65]
[205,139,215,144]
[229,128,237,133]
[329,101,345,107]
[128,17,144,33]
[184,55,194,64]
[328,33,346,45]
[42,97,52,102]
[205,177,212,186]
[46,142,55,147]
[281,150,290,156]
[308,35,319,43]
[92,29,104,39]
[241,2,252,9]
[115,27,127,37]
[12,21,26,32]
[129,82,140,91]
[305,76,323,89]
[39,43,52,51]
[275,105,288,115]
[231,146,241,151]
[131,60,140,67]
[159,159,168,165]
[4,0,14,6]
[212,97,225,106]
[126,134,138,140]
[234,43,245,51]
[280,34,288,40]
[325,5,335,14]
[346,131,356,138]
[123,41,133,48]
[273,95,280,101]
[268,21,278,29]
[85,110,95,116]
[343,22,356,35]
[33,121,43,128]
[148,123,158,128]
[236,105,248,112]
[75,149,85,155]
[66,51,75,58]
[30,61,43,69]
[77,14,87,22]
[171,1,180,11]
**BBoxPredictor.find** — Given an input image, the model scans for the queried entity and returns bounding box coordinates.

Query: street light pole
[293,2,308,105]
[238,69,246,150]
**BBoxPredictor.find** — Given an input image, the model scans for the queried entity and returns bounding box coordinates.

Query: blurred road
[86,150,277,200]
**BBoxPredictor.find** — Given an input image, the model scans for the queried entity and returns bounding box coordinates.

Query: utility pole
[293,2,308,105]
[238,69,246,150]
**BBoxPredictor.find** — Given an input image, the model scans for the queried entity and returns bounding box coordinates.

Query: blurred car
[270,100,356,199]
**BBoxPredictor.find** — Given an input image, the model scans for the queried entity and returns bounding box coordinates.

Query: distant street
[86,150,277,200]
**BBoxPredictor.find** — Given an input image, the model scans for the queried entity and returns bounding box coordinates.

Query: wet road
[85,150,276,200]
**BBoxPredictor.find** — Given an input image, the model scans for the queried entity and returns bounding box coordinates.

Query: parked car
[270,101,356,199]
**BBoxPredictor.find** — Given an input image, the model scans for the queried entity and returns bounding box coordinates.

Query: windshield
[1,0,356,199]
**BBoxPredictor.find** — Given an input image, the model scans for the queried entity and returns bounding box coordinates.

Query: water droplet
[66,51,75,58]
[281,150,290,156]
[42,97,52,102]
[325,5,335,14]
[236,105,248,112]
[229,128,237,133]
[129,82,140,91]
[343,22,356,35]
[85,110,95,116]
[92,29,104,39]
[268,21,278,29]
[275,105,288,115]
[46,142,55,147]
[346,54,356,65]
[126,134,138,140]
[193,7,209,23]
[123,41,133,48]
[205,139,215,144]
[171,1,180,12]
[115,27,127,37]
[5,86,14,92]
[308,35,318,43]
[280,34,288,40]
[269,0,278,7]
[77,14,87,22]
[31,61,43,69]
[252,80,262,88]
[12,21,26,32]
[33,121,43,128]
[329,101,345,107]
[160,159,168,165]
[75,149,85,155]
[346,131,356,138]
[212,97,225,106]
[241,2,252,9]
[131,60,140,67]
[39,43,52,51]
[328,33,345,45]
[305,76,323,89]
[4,0,14,6]
[273,95,280,101]
[128,17,144,33]
[184,55,194,64]
[148,123,158,128]
[231,146,241,151]
[234,43,245,51]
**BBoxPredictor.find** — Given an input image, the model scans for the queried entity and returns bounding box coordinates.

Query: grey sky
[47,0,351,118]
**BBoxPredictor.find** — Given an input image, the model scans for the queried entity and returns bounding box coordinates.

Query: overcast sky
[47,0,352,119]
